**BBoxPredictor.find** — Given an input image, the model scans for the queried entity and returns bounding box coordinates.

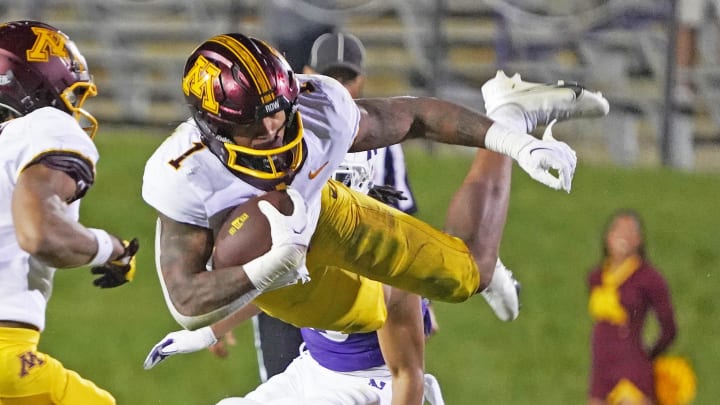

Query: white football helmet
[331,150,377,194]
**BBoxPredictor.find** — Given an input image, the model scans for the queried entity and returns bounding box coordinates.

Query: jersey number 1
[168,142,205,169]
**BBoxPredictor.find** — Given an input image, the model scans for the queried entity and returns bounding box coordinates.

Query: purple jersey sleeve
[301,298,432,372]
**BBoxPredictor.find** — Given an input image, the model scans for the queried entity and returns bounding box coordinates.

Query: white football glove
[480,258,520,322]
[244,187,312,291]
[516,121,576,192]
[143,326,217,370]
[485,120,577,193]
[258,187,313,247]
[424,373,446,405]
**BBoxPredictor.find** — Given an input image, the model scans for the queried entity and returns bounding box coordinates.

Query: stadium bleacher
[3,0,718,170]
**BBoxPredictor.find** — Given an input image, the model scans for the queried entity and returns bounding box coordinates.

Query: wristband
[484,122,535,160]
[88,228,114,266]
[244,244,305,291]
[196,326,219,346]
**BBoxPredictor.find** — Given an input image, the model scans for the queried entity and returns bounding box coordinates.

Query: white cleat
[482,70,610,131]
[480,258,521,322]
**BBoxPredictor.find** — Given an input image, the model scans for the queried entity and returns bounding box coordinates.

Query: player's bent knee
[423,273,478,303]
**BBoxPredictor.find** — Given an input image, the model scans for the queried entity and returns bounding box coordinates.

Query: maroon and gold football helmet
[182,33,303,190]
[0,20,98,137]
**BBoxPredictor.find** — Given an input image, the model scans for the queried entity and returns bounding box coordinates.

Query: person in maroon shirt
[587,209,677,405]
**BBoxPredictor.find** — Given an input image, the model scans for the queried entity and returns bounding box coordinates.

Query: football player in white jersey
[247,31,440,385]
[144,137,439,404]
[142,33,608,343]
[158,32,436,404]
[0,21,139,404]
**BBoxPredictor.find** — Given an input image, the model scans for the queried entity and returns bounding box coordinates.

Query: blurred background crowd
[4,0,720,172]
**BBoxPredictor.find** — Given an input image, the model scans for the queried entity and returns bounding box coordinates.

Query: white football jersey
[0,107,98,331]
[142,74,360,235]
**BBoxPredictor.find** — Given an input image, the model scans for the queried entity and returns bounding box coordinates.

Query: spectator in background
[675,0,720,107]
[259,0,337,71]
[307,32,419,215]
[587,210,677,405]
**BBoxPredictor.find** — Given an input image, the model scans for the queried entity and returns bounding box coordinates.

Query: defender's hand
[368,184,407,205]
[143,326,217,369]
[91,238,139,288]
[516,121,577,192]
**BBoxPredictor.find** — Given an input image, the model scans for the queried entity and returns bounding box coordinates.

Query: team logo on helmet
[26,27,68,62]
[182,54,221,114]
[0,21,97,136]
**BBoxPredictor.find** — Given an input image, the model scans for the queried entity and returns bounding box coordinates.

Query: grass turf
[41,130,717,404]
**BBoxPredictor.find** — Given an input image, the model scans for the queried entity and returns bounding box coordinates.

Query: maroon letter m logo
[18,351,45,377]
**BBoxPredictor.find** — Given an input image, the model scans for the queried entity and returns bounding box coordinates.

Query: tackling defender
[142,33,608,335]
[0,21,139,404]
[145,291,444,405]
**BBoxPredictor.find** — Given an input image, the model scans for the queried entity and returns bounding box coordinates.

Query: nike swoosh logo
[308,161,330,179]
[529,147,552,154]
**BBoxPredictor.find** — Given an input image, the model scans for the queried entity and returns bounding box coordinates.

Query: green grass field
[42,129,718,404]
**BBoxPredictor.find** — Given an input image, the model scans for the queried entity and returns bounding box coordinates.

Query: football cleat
[482,70,610,132]
[480,258,521,322]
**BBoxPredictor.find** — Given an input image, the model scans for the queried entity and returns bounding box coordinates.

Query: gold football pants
[0,327,115,405]
[254,180,479,333]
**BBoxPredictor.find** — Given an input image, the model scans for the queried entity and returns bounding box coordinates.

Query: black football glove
[367,184,407,206]
[91,238,139,288]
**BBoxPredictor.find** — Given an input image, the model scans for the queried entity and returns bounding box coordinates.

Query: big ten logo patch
[228,212,250,236]
[18,351,45,377]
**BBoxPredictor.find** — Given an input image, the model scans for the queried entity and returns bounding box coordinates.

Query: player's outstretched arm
[352,97,574,191]
[352,76,609,192]
[143,304,261,369]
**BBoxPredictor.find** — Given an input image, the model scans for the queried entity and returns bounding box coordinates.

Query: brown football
[212,190,294,269]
